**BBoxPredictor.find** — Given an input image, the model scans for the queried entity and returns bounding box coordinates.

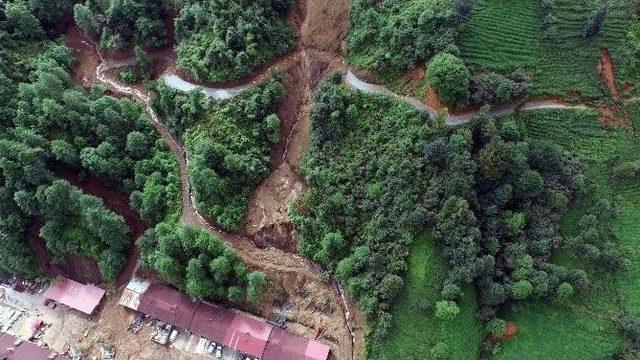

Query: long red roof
[0,332,69,360]
[263,327,331,360]
[129,282,330,360]
[43,276,105,315]
[137,284,198,330]
[189,302,235,344]
[224,313,272,358]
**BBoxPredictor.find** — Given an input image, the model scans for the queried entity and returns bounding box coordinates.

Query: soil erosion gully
[81,5,601,356]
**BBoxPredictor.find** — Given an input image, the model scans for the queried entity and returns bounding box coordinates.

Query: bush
[175,0,294,82]
[510,280,534,300]
[584,6,607,37]
[621,315,640,343]
[441,282,462,300]
[613,161,640,183]
[427,52,470,107]
[119,69,138,84]
[487,318,507,337]
[348,0,459,73]
[454,0,475,21]
[435,300,461,320]
[430,341,451,360]
[555,282,575,302]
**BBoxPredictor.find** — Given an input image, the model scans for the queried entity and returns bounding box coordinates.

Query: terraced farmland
[458,0,542,73]
[459,0,634,99]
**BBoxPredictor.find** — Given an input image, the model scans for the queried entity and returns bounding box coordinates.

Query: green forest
[0,15,179,280]
[348,0,639,105]
[152,78,283,230]
[3,0,640,358]
[74,0,167,50]
[0,0,264,301]
[174,0,294,82]
[296,75,639,358]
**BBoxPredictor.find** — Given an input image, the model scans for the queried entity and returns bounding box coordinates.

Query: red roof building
[0,332,69,360]
[224,313,273,358]
[263,328,331,360]
[189,303,235,345]
[43,276,105,315]
[137,284,198,330]
[121,280,330,360]
[189,302,273,358]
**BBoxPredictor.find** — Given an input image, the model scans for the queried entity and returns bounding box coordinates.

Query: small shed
[43,276,105,315]
[118,277,151,310]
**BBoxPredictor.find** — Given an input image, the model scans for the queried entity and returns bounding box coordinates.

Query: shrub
[454,0,475,21]
[441,282,462,300]
[612,161,640,183]
[430,341,451,360]
[119,69,138,84]
[435,300,461,320]
[510,280,534,300]
[487,318,507,337]
[555,282,575,301]
[427,52,470,107]
[584,6,607,37]
[620,315,640,343]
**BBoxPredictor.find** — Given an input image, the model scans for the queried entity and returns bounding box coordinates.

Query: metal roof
[189,302,235,345]
[0,332,69,360]
[124,277,151,294]
[224,313,272,358]
[118,277,151,310]
[43,276,105,315]
[137,284,198,330]
[263,327,331,360]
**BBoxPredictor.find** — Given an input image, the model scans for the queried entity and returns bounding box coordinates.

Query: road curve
[345,71,594,125]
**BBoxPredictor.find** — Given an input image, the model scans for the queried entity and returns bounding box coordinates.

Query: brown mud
[488,321,519,343]
[28,218,102,285]
[64,0,365,358]
[597,48,632,130]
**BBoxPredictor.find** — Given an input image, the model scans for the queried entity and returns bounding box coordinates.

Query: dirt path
[66,2,363,355]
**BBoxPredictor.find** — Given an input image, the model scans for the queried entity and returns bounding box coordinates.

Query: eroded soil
[597,48,632,130]
[64,1,365,358]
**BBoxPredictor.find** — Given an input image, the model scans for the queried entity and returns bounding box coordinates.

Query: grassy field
[458,0,634,98]
[492,108,640,359]
[368,232,483,360]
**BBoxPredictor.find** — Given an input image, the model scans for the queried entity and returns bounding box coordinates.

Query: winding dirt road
[67,1,364,359]
[65,0,612,358]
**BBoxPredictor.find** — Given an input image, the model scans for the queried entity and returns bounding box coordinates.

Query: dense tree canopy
[348,0,461,74]
[152,78,284,230]
[74,0,167,50]
[427,52,470,107]
[0,9,180,280]
[138,223,265,303]
[174,0,295,82]
[294,77,626,341]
